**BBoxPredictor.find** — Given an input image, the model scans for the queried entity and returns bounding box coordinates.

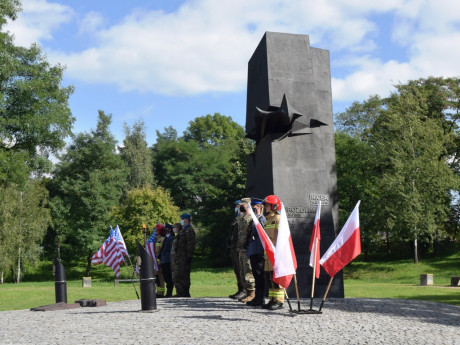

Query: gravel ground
[0,297,459,345]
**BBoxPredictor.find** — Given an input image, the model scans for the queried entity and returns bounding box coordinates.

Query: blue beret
[235,200,241,205]
[180,213,191,219]
[251,200,263,205]
[165,223,173,229]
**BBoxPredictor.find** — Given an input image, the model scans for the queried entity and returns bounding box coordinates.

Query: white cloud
[78,11,105,35]
[6,0,460,103]
[5,0,73,47]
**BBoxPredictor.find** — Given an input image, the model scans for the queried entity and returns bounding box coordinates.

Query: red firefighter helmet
[262,195,281,211]
[155,223,166,236]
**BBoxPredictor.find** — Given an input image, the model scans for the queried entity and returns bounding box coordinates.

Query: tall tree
[335,77,460,261]
[0,181,50,282]
[152,114,251,260]
[48,111,128,275]
[120,120,155,190]
[0,0,74,182]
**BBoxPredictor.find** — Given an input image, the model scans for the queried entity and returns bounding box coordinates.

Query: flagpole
[318,276,334,312]
[283,288,293,311]
[123,258,140,299]
[293,274,301,311]
[310,237,318,310]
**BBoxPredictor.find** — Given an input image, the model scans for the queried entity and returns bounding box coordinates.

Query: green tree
[111,186,180,253]
[0,1,74,182]
[152,114,251,261]
[335,77,460,261]
[0,181,50,282]
[48,111,128,275]
[120,120,155,190]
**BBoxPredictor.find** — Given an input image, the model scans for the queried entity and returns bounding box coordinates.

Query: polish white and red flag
[309,201,321,279]
[248,206,275,268]
[273,203,298,289]
[320,201,361,277]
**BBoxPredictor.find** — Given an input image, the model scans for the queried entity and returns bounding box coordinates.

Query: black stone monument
[246,32,344,298]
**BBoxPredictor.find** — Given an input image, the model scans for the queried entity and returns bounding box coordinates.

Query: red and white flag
[273,203,297,289]
[320,201,361,277]
[248,206,275,268]
[309,202,321,279]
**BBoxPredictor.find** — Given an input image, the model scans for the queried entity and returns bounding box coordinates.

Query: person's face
[264,203,272,213]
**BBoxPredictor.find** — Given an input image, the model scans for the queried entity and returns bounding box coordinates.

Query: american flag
[145,230,159,271]
[113,225,129,257]
[134,230,159,275]
[91,226,128,278]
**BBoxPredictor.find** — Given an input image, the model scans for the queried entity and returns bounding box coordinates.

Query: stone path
[1,298,459,344]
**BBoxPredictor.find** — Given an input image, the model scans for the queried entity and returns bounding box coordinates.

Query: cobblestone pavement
[1,298,459,344]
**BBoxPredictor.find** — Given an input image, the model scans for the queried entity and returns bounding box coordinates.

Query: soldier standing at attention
[174,213,195,297]
[246,200,266,307]
[262,195,284,310]
[229,200,244,299]
[170,223,181,295]
[235,198,256,303]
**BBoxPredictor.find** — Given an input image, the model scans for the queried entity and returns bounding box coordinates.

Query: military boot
[240,289,255,303]
[232,290,247,301]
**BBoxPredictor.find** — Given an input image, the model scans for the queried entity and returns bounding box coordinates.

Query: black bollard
[53,256,67,303]
[137,241,157,311]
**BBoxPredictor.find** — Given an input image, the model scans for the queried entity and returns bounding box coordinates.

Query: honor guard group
[154,194,285,310]
[154,213,195,298]
[230,195,285,310]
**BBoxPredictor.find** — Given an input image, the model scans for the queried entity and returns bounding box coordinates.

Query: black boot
[165,287,173,298]
[232,290,247,301]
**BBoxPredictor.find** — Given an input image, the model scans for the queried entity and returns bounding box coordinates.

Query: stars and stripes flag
[114,225,129,257]
[273,202,297,289]
[145,230,159,271]
[91,226,128,278]
[309,202,321,279]
[320,201,361,277]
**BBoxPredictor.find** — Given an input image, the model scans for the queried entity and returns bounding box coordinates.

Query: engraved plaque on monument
[245,32,344,298]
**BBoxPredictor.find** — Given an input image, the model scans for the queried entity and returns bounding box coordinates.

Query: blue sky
[5,0,460,146]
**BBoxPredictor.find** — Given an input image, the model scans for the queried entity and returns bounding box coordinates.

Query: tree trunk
[17,247,21,283]
[413,237,419,264]
[85,251,93,277]
[1,270,3,284]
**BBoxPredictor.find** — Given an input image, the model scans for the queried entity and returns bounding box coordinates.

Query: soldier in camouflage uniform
[170,222,181,296]
[262,195,284,310]
[229,200,244,299]
[173,213,196,297]
[235,198,255,302]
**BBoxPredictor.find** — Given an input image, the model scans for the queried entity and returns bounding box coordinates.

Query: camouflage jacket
[175,224,196,260]
[236,213,252,250]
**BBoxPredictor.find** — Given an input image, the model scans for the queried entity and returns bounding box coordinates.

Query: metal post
[137,241,157,311]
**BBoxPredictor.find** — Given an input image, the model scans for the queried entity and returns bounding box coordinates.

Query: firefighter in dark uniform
[262,195,284,310]
[173,213,195,297]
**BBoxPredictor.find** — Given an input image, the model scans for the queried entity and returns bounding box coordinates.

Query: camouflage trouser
[231,246,243,292]
[173,259,192,296]
[238,250,255,291]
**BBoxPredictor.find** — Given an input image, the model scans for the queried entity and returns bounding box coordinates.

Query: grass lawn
[0,252,459,311]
